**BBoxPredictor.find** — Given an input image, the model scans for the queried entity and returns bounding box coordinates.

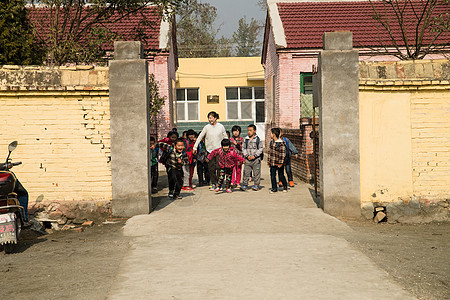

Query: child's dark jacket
[156,142,189,170]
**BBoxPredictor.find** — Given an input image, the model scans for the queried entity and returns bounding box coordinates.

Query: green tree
[0,0,43,65]
[30,0,187,65]
[148,74,166,126]
[232,16,262,57]
[176,0,221,57]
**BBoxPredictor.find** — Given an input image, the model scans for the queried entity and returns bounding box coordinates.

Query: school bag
[282,137,292,161]
[159,147,171,165]
[244,136,264,160]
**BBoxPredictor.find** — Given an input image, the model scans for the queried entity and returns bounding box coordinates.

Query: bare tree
[29,0,187,65]
[368,0,449,60]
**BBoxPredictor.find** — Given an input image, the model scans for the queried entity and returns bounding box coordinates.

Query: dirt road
[345,221,449,300]
[1,201,448,299]
[1,221,129,300]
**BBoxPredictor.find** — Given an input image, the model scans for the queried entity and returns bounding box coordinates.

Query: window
[177,88,199,121]
[226,87,265,123]
[300,72,313,94]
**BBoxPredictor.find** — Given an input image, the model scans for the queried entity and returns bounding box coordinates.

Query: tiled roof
[276,1,449,49]
[28,6,163,51]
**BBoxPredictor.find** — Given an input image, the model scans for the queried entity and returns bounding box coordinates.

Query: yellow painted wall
[176,57,264,122]
[359,91,414,203]
[359,84,450,204]
[0,66,111,204]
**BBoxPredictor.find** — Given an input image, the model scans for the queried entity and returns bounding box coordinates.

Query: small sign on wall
[207,95,219,104]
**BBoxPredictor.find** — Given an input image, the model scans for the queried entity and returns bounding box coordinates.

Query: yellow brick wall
[359,59,450,204]
[0,66,111,204]
[410,91,450,199]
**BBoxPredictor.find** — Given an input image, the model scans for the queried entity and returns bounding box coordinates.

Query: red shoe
[183,186,194,191]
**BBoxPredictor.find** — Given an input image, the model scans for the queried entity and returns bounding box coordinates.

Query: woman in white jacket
[193,111,228,190]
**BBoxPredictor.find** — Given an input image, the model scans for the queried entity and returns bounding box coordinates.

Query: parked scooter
[0,141,27,254]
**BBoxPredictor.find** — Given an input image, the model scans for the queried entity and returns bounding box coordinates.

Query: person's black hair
[172,128,178,132]
[175,138,185,145]
[271,127,281,138]
[150,136,156,142]
[221,139,231,147]
[167,131,179,138]
[226,131,231,137]
[207,111,219,120]
[231,125,241,134]
[187,129,197,137]
[248,124,256,131]
[182,130,188,136]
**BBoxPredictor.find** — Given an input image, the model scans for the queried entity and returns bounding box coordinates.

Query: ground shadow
[308,187,321,208]
[1,229,47,254]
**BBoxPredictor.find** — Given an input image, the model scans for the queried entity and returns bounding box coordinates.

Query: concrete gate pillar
[318,32,361,218]
[109,41,152,217]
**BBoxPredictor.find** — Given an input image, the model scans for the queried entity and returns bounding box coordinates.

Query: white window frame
[176,88,200,122]
[226,86,265,124]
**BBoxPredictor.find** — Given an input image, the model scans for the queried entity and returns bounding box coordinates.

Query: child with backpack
[241,124,264,191]
[196,135,210,187]
[230,125,244,188]
[157,138,189,200]
[268,128,288,193]
[207,139,245,193]
[279,129,299,188]
[150,136,159,194]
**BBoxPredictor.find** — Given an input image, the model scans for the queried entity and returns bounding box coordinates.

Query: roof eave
[268,2,287,49]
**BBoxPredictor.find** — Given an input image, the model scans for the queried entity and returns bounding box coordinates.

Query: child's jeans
[284,158,294,182]
[217,167,233,189]
[168,168,183,197]
[151,164,158,188]
[231,163,243,185]
[270,165,287,191]
[197,161,210,184]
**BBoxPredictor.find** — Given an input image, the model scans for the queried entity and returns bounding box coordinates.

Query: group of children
[150,122,298,200]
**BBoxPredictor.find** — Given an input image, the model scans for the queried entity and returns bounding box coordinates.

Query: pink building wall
[147,34,177,140]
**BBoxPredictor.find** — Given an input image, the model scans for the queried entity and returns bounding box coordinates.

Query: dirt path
[344,221,450,300]
[1,168,448,299]
[1,221,129,300]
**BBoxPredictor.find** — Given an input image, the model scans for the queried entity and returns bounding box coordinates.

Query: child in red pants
[230,125,244,187]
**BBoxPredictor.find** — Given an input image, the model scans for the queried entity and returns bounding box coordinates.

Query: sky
[204,0,267,38]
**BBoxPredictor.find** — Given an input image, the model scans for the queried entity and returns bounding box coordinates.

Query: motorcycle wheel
[4,217,20,254]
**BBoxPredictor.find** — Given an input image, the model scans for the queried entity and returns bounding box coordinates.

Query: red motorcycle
[0,141,27,254]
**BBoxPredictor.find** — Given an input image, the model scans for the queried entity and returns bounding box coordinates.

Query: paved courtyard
[108,164,415,299]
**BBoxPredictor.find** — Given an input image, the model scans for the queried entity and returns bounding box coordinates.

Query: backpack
[282,137,292,160]
[244,136,264,160]
[159,148,171,165]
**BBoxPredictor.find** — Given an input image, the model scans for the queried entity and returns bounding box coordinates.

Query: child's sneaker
[214,187,220,192]
[283,188,288,193]
[182,186,194,191]
[209,184,216,191]
[151,187,158,194]
[251,185,259,191]
[173,195,182,200]
[269,189,277,194]
[226,189,232,193]
[240,185,247,191]
[168,191,174,198]
[278,181,283,188]
[289,181,295,187]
